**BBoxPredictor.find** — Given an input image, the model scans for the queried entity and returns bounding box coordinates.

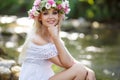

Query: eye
[43,11,48,15]
[43,12,48,15]
[53,11,58,15]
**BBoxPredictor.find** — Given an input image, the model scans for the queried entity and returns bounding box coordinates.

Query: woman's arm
[53,38,76,68]
[49,56,68,68]
[48,43,76,69]
[48,26,76,68]
[48,24,96,80]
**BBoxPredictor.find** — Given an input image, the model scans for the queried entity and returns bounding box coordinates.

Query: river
[0,16,120,80]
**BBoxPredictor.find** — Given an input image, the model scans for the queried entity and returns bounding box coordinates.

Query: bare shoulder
[31,35,47,46]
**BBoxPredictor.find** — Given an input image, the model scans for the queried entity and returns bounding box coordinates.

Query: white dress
[19,41,58,80]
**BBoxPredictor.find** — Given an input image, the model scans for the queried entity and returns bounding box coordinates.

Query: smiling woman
[40,9,59,28]
[18,0,96,80]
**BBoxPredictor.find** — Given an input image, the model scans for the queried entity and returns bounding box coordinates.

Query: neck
[37,26,52,43]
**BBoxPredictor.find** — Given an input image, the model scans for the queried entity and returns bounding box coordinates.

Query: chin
[48,24,56,26]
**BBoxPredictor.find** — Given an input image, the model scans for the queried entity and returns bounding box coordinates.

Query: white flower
[65,1,69,7]
[66,8,71,14]
[65,0,69,4]
[45,3,51,9]
[61,2,66,8]
[52,3,56,7]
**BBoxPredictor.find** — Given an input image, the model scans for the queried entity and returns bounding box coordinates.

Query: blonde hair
[18,13,64,64]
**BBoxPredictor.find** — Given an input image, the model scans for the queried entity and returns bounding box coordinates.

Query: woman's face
[40,8,59,27]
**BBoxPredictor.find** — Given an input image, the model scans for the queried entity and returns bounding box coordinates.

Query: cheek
[56,16,59,22]
[41,17,47,23]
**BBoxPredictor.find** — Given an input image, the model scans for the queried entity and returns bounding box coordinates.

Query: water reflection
[5,34,18,48]
[79,33,85,38]
[92,21,100,28]
[16,17,34,26]
[80,60,92,66]
[85,46,102,52]
[0,16,120,80]
[67,33,78,40]
[80,55,92,59]
[0,15,16,24]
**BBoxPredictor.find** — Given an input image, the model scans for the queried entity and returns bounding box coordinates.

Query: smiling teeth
[48,21,54,24]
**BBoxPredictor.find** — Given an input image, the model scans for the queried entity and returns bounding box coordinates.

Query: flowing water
[0,16,120,80]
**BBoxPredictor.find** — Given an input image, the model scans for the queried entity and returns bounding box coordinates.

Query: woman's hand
[48,25,60,40]
[85,67,96,80]
[47,14,64,40]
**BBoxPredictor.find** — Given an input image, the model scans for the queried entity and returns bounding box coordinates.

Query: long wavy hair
[18,12,64,64]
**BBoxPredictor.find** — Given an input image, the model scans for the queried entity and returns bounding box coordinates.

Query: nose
[48,13,54,18]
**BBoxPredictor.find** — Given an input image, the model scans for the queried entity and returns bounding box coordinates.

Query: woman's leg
[49,63,87,80]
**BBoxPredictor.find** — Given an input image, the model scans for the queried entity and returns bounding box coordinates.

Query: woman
[18,0,96,80]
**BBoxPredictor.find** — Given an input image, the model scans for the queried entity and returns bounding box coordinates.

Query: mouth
[47,20,56,24]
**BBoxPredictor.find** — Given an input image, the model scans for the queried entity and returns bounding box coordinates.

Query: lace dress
[19,41,58,80]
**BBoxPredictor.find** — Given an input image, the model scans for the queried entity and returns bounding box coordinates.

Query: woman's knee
[49,77,54,80]
[72,63,86,71]
[72,63,87,76]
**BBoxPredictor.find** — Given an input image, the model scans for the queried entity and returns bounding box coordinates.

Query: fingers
[73,76,80,80]
[85,67,96,80]
[85,71,96,80]
[85,71,88,80]
[47,25,59,39]
[54,25,58,28]
[48,24,58,28]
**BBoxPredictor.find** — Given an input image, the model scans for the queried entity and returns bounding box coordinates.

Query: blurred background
[0,0,120,80]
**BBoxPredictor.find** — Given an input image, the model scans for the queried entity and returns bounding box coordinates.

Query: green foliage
[0,0,120,21]
[68,0,120,21]
[0,0,33,16]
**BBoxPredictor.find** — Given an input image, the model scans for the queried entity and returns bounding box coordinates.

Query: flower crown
[28,0,70,19]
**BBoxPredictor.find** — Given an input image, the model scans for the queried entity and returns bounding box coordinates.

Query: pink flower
[64,6,70,14]
[34,0,41,6]
[28,0,71,19]
[57,4,62,10]
[28,10,35,19]
[28,6,38,19]
[48,0,55,5]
